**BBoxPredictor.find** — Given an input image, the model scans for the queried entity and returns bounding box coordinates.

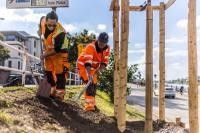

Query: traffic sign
[6,0,69,9]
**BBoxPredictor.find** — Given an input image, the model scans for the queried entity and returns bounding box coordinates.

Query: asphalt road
[127,83,190,128]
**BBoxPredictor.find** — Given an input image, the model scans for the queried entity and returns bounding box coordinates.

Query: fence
[0,40,81,87]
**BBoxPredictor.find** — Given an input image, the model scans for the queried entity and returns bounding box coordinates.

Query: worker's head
[97,32,109,49]
[46,11,58,31]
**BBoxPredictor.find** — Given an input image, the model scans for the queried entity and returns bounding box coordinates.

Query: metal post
[52,7,57,12]
[22,43,27,86]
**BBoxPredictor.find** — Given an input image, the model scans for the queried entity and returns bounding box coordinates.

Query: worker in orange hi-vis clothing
[77,32,110,111]
[38,11,70,100]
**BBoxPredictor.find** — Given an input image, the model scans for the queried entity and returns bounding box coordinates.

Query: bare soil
[0,87,189,133]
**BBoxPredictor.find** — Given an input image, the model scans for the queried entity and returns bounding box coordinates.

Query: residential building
[0,31,41,74]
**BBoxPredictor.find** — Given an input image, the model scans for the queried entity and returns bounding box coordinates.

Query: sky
[0,0,200,80]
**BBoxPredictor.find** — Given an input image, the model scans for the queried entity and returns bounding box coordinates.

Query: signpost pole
[52,7,57,12]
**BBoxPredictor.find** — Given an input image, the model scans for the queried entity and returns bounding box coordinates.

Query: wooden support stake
[188,0,199,132]
[159,2,165,121]
[129,5,160,11]
[118,0,129,132]
[112,0,120,119]
[144,4,153,133]
[164,0,176,10]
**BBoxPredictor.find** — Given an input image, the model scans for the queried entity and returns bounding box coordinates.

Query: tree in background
[127,64,140,83]
[98,50,140,102]
[0,33,10,66]
[68,30,96,70]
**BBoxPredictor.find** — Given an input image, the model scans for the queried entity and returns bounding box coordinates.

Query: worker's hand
[88,75,93,81]
[99,64,106,72]
[40,54,46,60]
[86,66,91,73]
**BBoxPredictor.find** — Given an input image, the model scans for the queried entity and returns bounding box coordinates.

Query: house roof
[0,31,39,40]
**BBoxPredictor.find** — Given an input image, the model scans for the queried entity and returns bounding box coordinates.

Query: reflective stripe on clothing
[78,61,84,66]
[84,55,93,58]
[85,60,92,64]
[84,94,95,111]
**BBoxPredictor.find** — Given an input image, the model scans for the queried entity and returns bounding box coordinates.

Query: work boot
[54,89,65,101]
[49,87,56,99]
[94,105,100,112]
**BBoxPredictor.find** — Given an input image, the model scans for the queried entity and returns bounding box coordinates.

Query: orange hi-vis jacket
[77,41,110,83]
[40,18,66,51]
[77,41,110,69]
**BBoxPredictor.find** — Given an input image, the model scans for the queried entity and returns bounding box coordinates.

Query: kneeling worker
[77,32,110,111]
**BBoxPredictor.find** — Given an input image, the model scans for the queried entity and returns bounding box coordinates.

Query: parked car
[154,87,176,98]
[165,87,176,98]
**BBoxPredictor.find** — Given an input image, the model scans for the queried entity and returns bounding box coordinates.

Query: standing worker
[38,11,70,100]
[77,32,110,111]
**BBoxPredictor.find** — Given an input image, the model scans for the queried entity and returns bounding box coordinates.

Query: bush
[98,50,140,103]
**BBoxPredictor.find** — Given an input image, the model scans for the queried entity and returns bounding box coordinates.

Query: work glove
[99,63,106,72]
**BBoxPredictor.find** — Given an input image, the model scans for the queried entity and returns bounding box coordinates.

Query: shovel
[36,19,52,98]
[73,79,92,101]
[74,69,100,101]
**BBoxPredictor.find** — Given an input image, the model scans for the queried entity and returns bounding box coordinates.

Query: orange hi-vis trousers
[44,51,70,90]
[84,91,96,110]
[44,52,69,74]
[77,64,97,111]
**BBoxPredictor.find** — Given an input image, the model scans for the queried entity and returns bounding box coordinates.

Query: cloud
[0,7,46,36]
[166,37,186,44]
[177,15,200,29]
[88,30,99,36]
[134,43,144,48]
[177,19,187,29]
[63,24,78,33]
[170,63,181,69]
[128,49,145,54]
[166,50,187,57]
[108,32,113,38]
[97,24,107,31]
[0,7,45,23]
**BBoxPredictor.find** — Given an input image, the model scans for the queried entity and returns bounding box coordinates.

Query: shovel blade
[36,78,51,98]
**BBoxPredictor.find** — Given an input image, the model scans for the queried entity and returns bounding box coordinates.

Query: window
[18,61,20,69]
[18,52,21,56]
[34,52,36,56]
[6,35,16,41]
[0,61,4,66]
[34,40,37,48]
[8,61,12,68]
